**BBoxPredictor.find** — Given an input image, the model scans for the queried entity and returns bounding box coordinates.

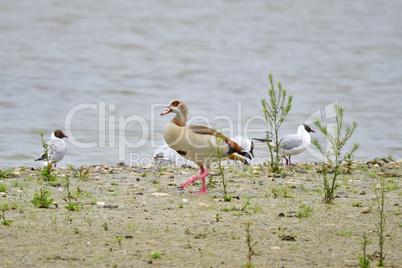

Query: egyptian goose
[35,129,68,167]
[254,124,315,165]
[161,100,252,194]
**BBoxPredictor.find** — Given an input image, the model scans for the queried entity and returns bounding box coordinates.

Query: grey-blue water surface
[1,0,401,168]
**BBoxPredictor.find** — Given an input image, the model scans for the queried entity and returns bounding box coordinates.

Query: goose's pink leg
[179,166,210,194]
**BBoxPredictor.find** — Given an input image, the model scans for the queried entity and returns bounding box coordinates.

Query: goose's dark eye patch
[171,100,180,107]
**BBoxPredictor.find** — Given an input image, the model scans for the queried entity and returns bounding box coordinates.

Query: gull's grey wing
[278,134,303,150]
[48,139,67,162]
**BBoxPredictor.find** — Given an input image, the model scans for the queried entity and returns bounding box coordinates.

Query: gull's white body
[273,124,312,157]
[36,130,68,167]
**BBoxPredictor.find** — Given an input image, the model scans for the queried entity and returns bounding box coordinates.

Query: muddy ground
[0,160,401,267]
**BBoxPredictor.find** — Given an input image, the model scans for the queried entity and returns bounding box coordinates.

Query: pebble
[344,260,359,267]
[270,246,280,251]
[146,188,158,193]
[359,191,366,195]
[96,202,105,207]
[182,199,189,203]
[198,202,210,208]
[0,192,6,198]
[151,193,170,197]
[325,224,340,230]
[375,184,381,189]
[361,207,371,213]
[286,181,300,186]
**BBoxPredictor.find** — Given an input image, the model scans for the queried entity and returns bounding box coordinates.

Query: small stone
[167,182,177,186]
[270,246,280,250]
[325,224,340,230]
[359,191,366,195]
[344,259,359,267]
[361,207,371,213]
[182,199,189,203]
[146,188,158,193]
[373,164,380,168]
[0,192,6,198]
[117,162,125,167]
[286,181,300,186]
[198,202,210,208]
[96,202,105,207]
[151,193,170,197]
[281,235,296,241]
[375,184,381,189]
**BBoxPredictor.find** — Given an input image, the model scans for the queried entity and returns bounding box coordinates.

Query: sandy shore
[0,160,401,267]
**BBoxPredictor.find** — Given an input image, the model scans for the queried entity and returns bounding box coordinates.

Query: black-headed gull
[153,144,198,167]
[153,144,183,165]
[35,129,68,167]
[254,124,315,165]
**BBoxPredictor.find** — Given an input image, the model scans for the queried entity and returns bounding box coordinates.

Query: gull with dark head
[254,124,315,165]
[35,129,68,167]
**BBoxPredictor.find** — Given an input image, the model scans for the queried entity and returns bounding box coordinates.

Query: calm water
[1,0,401,168]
